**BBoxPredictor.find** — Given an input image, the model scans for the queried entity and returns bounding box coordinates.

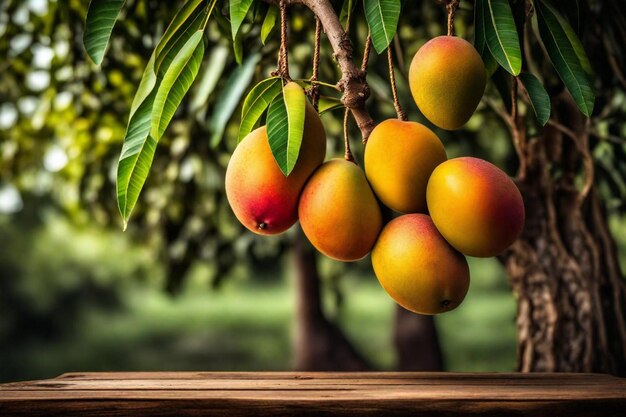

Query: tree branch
[266,0,376,141]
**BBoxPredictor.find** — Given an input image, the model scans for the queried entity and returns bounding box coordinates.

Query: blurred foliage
[0,0,517,294]
[1,0,625,381]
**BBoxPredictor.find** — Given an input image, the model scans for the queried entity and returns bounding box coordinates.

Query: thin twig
[361,33,373,144]
[361,33,372,72]
[309,17,322,110]
[279,0,291,81]
[309,80,341,91]
[387,45,407,121]
[343,108,354,162]
[446,0,460,36]
[510,78,527,179]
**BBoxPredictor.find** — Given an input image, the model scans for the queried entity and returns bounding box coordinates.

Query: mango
[372,214,470,315]
[225,95,326,235]
[426,157,525,257]
[299,159,382,261]
[364,119,447,213]
[409,36,486,130]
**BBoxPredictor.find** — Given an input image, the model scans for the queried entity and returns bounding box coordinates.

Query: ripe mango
[225,98,326,235]
[372,214,470,315]
[364,119,447,213]
[409,36,486,130]
[299,159,382,261]
[426,157,525,257]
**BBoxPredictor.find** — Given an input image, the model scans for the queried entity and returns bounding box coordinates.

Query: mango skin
[299,159,382,261]
[426,157,525,257]
[365,119,447,213]
[409,36,486,130]
[372,214,470,315]
[225,99,326,235]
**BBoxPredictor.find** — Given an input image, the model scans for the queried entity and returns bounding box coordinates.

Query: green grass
[0,215,518,382]
[6,255,516,381]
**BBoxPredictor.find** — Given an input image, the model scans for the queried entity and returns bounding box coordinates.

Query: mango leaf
[116,92,158,230]
[209,53,261,147]
[129,54,157,117]
[267,83,307,176]
[116,55,158,229]
[340,0,356,28]
[518,72,551,126]
[484,0,522,75]
[238,77,282,142]
[155,0,212,76]
[539,0,592,78]
[190,45,229,113]
[155,0,204,57]
[261,5,278,45]
[318,96,344,115]
[230,0,254,40]
[555,0,581,34]
[83,0,125,65]
[233,30,244,65]
[474,0,499,76]
[151,31,204,140]
[363,0,401,54]
[536,0,594,116]
[117,0,216,228]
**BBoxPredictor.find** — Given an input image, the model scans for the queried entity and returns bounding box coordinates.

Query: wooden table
[1,372,625,416]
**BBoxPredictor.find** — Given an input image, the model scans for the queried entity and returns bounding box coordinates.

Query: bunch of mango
[226,36,524,315]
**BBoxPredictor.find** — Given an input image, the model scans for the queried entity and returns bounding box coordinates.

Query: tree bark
[502,92,626,375]
[394,306,444,371]
[293,228,370,371]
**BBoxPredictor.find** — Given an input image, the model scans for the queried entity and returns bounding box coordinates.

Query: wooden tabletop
[1,372,625,416]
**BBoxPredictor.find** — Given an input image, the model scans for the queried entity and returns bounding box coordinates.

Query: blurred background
[0,0,624,383]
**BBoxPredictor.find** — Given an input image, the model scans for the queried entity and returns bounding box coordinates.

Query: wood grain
[1,372,625,416]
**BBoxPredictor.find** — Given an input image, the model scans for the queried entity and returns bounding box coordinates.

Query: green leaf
[115,53,159,228]
[555,0,581,34]
[363,0,401,54]
[233,30,244,65]
[154,0,204,59]
[154,0,212,76]
[238,77,282,142]
[267,83,307,176]
[151,31,204,140]
[536,0,594,116]
[518,72,551,126]
[116,91,158,230]
[230,0,254,40]
[318,96,344,115]
[129,54,157,118]
[474,0,500,76]
[484,0,522,75]
[116,0,216,228]
[190,45,229,113]
[83,0,125,65]
[340,0,356,28]
[209,53,261,147]
[542,0,592,78]
[261,5,278,45]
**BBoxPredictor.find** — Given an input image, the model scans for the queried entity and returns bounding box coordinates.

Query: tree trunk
[394,306,444,371]
[502,93,626,375]
[292,228,370,371]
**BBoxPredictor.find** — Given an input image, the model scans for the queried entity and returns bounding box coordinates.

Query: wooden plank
[1,372,625,417]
